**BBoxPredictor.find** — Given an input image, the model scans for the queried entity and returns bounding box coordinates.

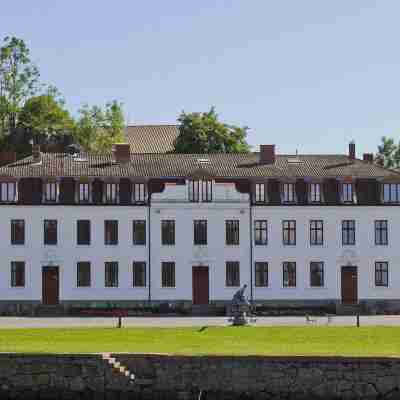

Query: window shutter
[234,180,251,194]
[32,178,43,204]
[295,179,307,205]
[119,178,132,205]
[18,178,31,204]
[267,179,281,205]
[92,179,103,204]
[59,178,75,204]
[323,178,339,205]
[355,179,368,205]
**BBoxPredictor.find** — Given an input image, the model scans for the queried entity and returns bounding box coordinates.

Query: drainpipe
[148,198,151,303]
[250,205,254,302]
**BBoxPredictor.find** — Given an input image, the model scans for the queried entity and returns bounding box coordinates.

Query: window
[342,220,355,245]
[310,220,323,246]
[11,261,25,287]
[254,220,267,245]
[341,183,354,203]
[132,262,146,287]
[375,262,388,287]
[375,220,388,245]
[226,262,240,287]
[382,183,400,203]
[161,220,175,245]
[104,183,119,204]
[309,183,321,203]
[255,262,268,287]
[133,220,146,245]
[44,220,57,245]
[78,182,90,203]
[104,220,118,245]
[11,220,25,245]
[226,220,239,245]
[283,220,296,245]
[77,220,90,245]
[283,262,296,287]
[0,182,17,202]
[132,183,147,203]
[105,262,118,287]
[77,262,91,287]
[254,183,266,203]
[282,183,296,203]
[161,262,175,287]
[188,180,212,202]
[194,220,207,245]
[310,262,324,287]
[44,182,58,203]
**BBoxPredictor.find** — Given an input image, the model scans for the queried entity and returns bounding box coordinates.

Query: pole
[356,313,360,327]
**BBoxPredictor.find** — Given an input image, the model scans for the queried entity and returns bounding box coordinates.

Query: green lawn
[0,326,400,356]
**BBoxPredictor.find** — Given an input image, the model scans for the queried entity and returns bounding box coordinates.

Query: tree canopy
[173,107,250,153]
[376,136,400,169]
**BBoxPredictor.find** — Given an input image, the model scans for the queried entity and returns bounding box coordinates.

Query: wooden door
[192,266,209,305]
[341,266,358,304]
[42,266,59,305]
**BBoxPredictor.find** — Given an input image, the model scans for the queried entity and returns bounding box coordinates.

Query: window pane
[162,262,175,287]
[105,262,118,287]
[77,220,90,245]
[104,220,118,245]
[133,262,146,287]
[161,220,175,245]
[255,262,268,287]
[375,262,388,287]
[11,220,25,245]
[283,262,296,287]
[194,220,207,245]
[11,261,25,287]
[226,262,240,287]
[226,220,239,245]
[310,262,324,287]
[254,220,267,245]
[44,220,57,245]
[133,220,146,245]
[77,262,91,287]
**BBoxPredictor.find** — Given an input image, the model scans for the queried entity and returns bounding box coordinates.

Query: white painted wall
[0,181,399,304]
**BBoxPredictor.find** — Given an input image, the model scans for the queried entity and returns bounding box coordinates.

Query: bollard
[117,315,122,328]
[356,313,360,327]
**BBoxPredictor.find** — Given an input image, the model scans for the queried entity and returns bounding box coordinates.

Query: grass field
[0,326,400,356]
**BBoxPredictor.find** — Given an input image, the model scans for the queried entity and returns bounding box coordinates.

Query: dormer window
[78,182,90,203]
[188,180,212,202]
[282,183,296,203]
[104,182,119,204]
[309,183,322,203]
[44,181,59,203]
[341,183,355,203]
[254,183,266,203]
[133,183,147,203]
[382,183,400,203]
[0,182,17,203]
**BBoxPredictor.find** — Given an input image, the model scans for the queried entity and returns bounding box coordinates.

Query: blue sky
[2,1,400,155]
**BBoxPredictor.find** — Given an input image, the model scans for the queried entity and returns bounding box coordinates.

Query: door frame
[192,266,210,305]
[42,266,60,305]
[341,266,358,304]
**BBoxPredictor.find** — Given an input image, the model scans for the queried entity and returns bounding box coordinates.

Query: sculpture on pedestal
[230,284,252,326]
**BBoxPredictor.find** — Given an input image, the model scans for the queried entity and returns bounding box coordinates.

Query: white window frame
[44,181,59,203]
[132,183,147,203]
[282,183,296,203]
[254,183,266,203]
[0,181,17,203]
[341,182,354,203]
[78,182,91,203]
[104,182,119,204]
[382,183,400,204]
[309,183,321,203]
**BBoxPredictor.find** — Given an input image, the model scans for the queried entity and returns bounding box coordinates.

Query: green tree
[376,136,400,168]
[74,101,125,153]
[173,107,250,153]
[18,86,74,144]
[0,36,40,137]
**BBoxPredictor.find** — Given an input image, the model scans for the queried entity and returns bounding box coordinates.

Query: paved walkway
[0,315,399,328]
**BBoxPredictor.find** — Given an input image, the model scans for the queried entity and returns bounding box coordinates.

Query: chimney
[348,141,356,160]
[363,153,374,163]
[32,145,41,164]
[113,143,131,164]
[260,145,276,164]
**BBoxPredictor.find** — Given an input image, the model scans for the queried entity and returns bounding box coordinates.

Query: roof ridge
[125,124,178,128]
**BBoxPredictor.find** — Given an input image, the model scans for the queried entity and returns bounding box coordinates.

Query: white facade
[0,180,399,310]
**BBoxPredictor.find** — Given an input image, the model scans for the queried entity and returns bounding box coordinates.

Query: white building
[0,131,399,315]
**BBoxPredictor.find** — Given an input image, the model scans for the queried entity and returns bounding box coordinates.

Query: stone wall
[1,354,400,399]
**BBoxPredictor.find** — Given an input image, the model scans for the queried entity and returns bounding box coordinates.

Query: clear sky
[2,1,400,155]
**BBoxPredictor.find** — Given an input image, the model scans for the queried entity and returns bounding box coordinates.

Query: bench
[305,314,317,324]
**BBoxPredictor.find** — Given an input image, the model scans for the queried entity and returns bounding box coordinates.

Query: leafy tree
[376,136,400,169]
[0,36,40,137]
[18,86,74,144]
[74,101,125,153]
[173,107,250,153]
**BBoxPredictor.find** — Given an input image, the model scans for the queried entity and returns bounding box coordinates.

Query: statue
[230,284,252,326]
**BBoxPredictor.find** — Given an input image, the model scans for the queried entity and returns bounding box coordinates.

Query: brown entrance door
[192,266,209,305]
[42,266,59,305]
[341,266,358,304]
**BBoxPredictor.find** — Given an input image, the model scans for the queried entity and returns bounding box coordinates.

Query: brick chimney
[113,143,131,164]
[348,141,356,160]
[260,145,276,164]
[363,153,374,163]
[32,145,41,164]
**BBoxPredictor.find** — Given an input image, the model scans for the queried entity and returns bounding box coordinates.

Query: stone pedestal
[230,305,250,326]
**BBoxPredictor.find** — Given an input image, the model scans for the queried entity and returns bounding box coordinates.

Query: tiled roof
[0,153,399,180]
[124,125,178,153]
